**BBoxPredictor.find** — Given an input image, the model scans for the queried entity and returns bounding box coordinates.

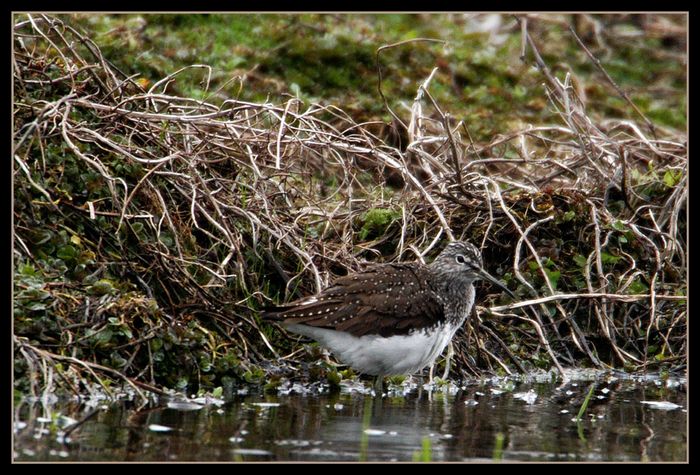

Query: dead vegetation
[13,14,686,398]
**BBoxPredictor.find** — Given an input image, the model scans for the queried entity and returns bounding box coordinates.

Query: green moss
[48,13,685,140]
[358,208,401,241]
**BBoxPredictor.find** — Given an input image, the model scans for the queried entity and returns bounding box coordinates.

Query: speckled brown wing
[262,263,445,337]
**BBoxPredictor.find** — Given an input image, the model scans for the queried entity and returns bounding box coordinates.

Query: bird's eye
[455,255,466,265]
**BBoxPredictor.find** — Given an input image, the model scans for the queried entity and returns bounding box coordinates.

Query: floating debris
[275,439,324,447]
[277,382,313,396]
[232,449,273,457]
[513,390,538,405]
[166,401,204,411]
[190,396,225,407]
[339,380,374,395]
[640,401,683,411]
[148,424,174,432]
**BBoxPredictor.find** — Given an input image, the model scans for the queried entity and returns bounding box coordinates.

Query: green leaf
[611,220,627,232]
[243,368,264,384]
[31,229,53,245]
[326,370,341,386]
[601,252,621,265]
[150,338,163,352]
[159,232,174,248]
[562,210,576,222]
[26,302,48,311]
[21,286,51,301]
[199,355,212,372]
[95,328,114,345]
[573,254,587,268]
[663,170,679,187]
[544,269,561,290]
[131,222,144,234]
[88,279,115,296]
[18,264,37,276]
[56,245,78,261]
[628,278,649,294]
[110,353,128,368]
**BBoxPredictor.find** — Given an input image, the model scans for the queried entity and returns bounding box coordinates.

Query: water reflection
[14,373,687,462]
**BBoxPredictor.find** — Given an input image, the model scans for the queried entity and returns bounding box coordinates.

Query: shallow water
[14,371,686,462]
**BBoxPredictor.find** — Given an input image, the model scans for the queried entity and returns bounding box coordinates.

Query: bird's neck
[427,268,476,324]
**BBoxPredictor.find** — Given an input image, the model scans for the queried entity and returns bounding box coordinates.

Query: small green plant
[263,377,283,393]
[326,370,342,387]
[243,367,265,385]
[492,432,505,461]
[576,383,596,422]
[358,397,373,462]
[412,437,432,462]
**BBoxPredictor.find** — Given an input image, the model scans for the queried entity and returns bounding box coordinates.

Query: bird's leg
[373,374,384,395]
[441,341,454,381]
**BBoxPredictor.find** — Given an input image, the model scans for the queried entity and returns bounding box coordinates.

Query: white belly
[285,323,460,376]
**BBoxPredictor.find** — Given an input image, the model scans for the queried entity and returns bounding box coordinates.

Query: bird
[262,240,514,393]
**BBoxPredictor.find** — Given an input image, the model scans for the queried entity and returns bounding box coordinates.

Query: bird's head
[430,241,514,298]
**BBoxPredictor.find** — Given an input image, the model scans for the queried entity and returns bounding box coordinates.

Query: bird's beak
[476,266,516,299]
